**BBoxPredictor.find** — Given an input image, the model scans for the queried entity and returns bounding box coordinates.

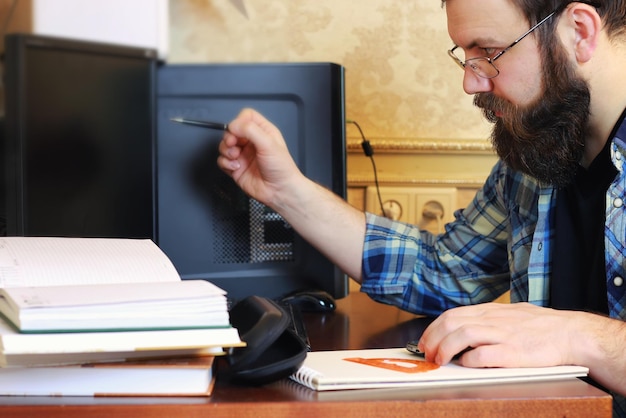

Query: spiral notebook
[289,348,588,391]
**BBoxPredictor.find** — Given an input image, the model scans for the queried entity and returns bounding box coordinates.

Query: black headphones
[227,296,308,385]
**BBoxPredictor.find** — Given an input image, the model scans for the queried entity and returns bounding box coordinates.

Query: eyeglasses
[447,8,560,79]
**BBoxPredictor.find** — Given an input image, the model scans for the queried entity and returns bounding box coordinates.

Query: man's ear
[564,3,602,63]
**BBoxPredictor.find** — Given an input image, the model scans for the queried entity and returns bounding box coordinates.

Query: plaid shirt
[360,118,626,417]
[361,130,626,320]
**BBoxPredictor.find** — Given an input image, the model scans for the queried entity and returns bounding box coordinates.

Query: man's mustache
[473,93,501,123]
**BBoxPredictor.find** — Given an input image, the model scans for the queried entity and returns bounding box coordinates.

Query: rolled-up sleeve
[360,161,520,315]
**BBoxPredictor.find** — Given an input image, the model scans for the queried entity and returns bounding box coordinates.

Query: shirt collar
[609,108,626,173]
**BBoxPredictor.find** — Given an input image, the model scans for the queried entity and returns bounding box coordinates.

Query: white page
[0,237,181,288]
[4,281,225,309]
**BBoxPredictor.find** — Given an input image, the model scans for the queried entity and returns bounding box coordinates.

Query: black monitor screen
[156,63,348,300]
[3,34,156,239]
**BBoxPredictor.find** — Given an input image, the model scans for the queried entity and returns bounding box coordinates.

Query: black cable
[346,120,385,217]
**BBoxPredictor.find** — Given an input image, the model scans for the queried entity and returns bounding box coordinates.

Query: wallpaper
[168,0,493,143]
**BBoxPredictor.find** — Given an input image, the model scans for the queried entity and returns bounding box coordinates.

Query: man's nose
[462,68,494,95]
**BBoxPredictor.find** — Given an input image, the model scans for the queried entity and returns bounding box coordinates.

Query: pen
[170,117,229,131]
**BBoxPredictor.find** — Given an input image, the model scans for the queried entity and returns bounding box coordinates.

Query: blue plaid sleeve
[360,161,529,316]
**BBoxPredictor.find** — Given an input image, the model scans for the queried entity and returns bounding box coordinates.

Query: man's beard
[474,42,590,188]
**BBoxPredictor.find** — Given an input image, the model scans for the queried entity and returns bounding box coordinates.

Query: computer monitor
[3,34,157,239]
[156,63,348,300]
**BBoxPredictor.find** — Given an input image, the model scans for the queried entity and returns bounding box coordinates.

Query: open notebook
[289,348,588,391]
[0,237,231,333]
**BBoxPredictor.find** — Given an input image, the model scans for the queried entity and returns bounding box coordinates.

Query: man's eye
[482,48,498,56]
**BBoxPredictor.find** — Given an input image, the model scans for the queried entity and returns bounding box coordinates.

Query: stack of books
[0,236,245,396]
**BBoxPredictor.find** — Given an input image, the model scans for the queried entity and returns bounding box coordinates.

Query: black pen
[170,117,229,131]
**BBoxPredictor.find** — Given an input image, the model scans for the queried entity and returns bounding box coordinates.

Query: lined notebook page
[0,237,181,288]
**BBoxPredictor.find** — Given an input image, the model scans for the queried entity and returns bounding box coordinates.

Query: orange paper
[343,357,439,374]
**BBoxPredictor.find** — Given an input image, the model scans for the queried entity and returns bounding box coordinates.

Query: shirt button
[614,198,624,208]
[614,277,624,287]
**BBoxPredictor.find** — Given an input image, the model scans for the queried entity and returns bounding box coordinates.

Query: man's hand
[418,302,576,368]
[417,302,626,397]
[217,108,303,208]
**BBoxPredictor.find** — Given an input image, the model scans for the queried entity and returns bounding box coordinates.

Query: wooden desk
[0,292,612,418]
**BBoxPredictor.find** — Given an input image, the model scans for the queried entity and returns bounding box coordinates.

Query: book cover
[0,317,245,367]
[0,356,217,397]
[2,347,225,368]
[289,348,589,391]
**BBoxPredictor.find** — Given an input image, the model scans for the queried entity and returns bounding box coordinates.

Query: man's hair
[441,1,626,41]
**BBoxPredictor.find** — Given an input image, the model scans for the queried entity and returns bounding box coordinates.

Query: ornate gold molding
[347,175,488,187]
[346,137,497,188]
[346,137,494,155]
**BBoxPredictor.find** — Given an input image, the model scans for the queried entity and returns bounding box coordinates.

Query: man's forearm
[270,177,366,281]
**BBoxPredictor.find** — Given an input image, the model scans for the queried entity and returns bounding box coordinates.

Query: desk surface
[0,292,613,418]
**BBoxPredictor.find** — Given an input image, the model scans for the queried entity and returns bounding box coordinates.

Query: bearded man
[218,1,626,416]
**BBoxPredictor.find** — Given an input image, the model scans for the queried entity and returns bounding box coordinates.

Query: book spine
[289,366,321,390]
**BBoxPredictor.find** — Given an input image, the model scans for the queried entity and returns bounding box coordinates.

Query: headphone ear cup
[229,328,307,385]
[227,296,307,385]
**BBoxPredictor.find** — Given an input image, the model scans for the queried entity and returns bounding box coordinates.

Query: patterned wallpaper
[168,0,492,143]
